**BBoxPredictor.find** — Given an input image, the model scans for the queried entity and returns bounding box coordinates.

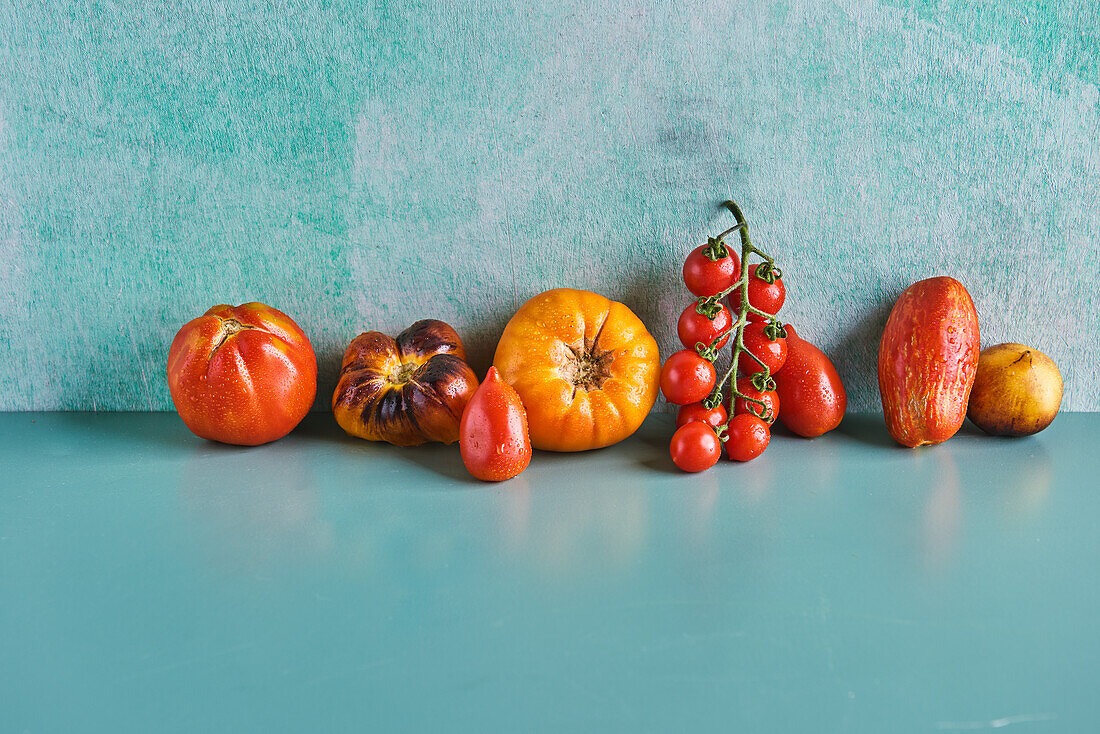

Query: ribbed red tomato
[167,303,317,446]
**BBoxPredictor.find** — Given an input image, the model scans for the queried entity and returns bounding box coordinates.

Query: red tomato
[683,244,741,297]
[677,302,733,350]
[459,367,531,481]
[735,321,788,375]
[732,264,786,321]
[660,350,717,405]
[167,303,317,446]
[724,413,770,462]
[732,376,780,424]
[670,421,722,472]
[774,324,847,438]
[676,401,728,429]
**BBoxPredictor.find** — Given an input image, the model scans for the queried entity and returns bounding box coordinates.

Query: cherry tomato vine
[663,200,787,469]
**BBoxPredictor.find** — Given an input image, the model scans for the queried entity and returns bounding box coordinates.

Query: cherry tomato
[773,324,847,438]
[677,302,732,351]
[670,421,722,472]
[459,367,531,482]
[732,264,786,321]
[683,244,741,297]
[660,350,717,405]
[724,413,770,462]
[732,376,780,424]
[735,321,788,375]
[676,401,728,429]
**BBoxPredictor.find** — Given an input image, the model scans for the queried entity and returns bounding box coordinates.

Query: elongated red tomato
[460,367,531,481]
[772,324,846,438]
[878,276,979,447]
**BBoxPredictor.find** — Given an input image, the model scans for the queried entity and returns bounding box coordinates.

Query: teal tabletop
[1,412,1096,733]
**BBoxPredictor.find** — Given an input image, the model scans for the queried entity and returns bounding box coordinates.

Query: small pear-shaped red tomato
[773,325,846,438]
[460,367,532,482]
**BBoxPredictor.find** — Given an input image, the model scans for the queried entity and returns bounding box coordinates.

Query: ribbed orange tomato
[493,288,660,452]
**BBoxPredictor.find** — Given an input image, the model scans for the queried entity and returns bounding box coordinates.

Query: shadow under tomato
[835,413,906,449]
[51,411,206,453]
[395,443,481,484]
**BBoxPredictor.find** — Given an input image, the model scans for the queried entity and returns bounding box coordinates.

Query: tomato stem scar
[208,318,257,361]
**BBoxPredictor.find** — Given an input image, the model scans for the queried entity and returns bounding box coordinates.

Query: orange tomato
[167,303,317,445]
[493,288,660,452]
[460,367,531,481]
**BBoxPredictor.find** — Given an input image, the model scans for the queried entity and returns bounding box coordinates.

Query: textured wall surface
[1,0,1097,412]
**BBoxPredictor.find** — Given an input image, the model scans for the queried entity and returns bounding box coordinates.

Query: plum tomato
[677,301,733,351]
[732,376,780,424]
[774,324,847,438]
[459,367,531,482]
[683,244,741,298]
[670,421,723,473]
[676,401,728,429]
[732,264,786,321]
[660,350,717,405]
[724,413,770,462]
[735,321,788,375]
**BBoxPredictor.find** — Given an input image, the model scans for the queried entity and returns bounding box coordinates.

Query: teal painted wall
[1,0,1097,411]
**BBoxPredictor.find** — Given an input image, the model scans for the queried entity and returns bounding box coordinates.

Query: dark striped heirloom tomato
[332,320,479,446]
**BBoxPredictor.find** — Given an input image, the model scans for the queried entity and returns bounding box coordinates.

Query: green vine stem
[693,201,784,428]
